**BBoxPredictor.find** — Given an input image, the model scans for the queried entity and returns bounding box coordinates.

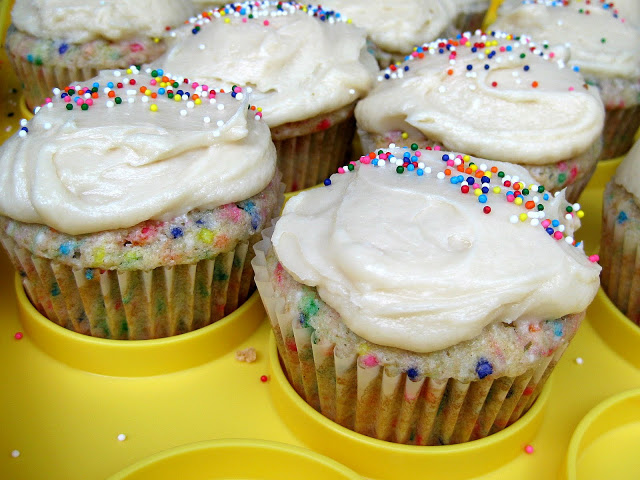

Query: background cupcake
[489,1,640,160]
[600,139,640,324]
[153,1,377,193]
[452,0,491,33]
[0,68,281,339]
[5,0,198,110]
[253,146,600,445]
[356,31,605,203]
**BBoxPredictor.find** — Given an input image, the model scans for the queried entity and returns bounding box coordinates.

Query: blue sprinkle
[617,211,628,224]
[107,82,114,88]
[553,321,563,337]
[552,219,560,227]
[158,87,166,95]
[241,200,260,230]
[543,193,550,201]
[476,358,493,379]
[411,156,418,162]
[404,66,409,71]
[59,242,72,255]
[51,283,60,297]
[481,176,490,184]
[404,152,411,158]
[92,82,99,89]
[372,159,378,166]
[417,168,424,176]
[546,227,554,235]
[442,154,450,161]
[572,65,580,72]
[467,176,475,184]
[478,194,488,203]
[407,367,419,381]
[481,186,489,194]
[384,73,390,79]
[323,178,331,186]
[523,65,530,71]
[58,43,69,55]
[157,69,163,76]
[450,177,458,184]
[27,54,34,63]
[484,64,490,70]
[466,64,473,71]
[407,164,415,171]
[171,227,183,238]
[85,269,94,280]
[196,219,205,226]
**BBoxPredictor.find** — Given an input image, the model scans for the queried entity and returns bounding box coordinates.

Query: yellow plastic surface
[2,1,640,478]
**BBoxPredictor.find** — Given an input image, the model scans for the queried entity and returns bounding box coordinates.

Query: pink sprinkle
[415,151,421,157]
[568,86,575,91]
[447,160,454,167]
[549,52,555,58]
[541,220,551,228]
[507,194,515,202]
[14,332,23,340]
[202,85,209,91]
[500,46,506,52]
[150,79,157,86]
[589,255,600,263]
[242,18,248,23]
[76,98,84,106]
[360,156,371,165]
[191,82,199,88]
[379,154,388,160]
[434,146,441,151]
[263,20,269,26]
[362,354,378,367]
[554,231,563,240]
[64,96,71,103]
[85,99,93,106]
[524,445,534,454]
[411,51,418,57]
[45,97,52,103]
[338,167,345,174]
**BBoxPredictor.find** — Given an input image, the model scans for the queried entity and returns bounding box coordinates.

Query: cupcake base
[600,105,640,160]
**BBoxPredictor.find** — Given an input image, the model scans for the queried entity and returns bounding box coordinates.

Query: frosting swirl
[154,1,378,127]
[11,0,195,43]
[0,69,277,235]
[355,31,604,165]
[272,148,600,353]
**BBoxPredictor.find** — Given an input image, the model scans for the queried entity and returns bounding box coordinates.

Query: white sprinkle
[437,172,445,180]
[113,71,121,77]
[512,176,520,183]
[254,115,261,121]
[418,162,425,169]
[199,44,206,50]
[18,130,26,138]
[216,120,224,127]
[479,163,487,171]
[454,158,462,166]
[11,450,20,458]
[127,98,135,104]
[565,213,573,220]
[35,106,42,113]
[217,104,224,111]
[565,236,574,244]
[187,101,195,109]
[469,85,476,91]
[378,160,386,167]
[388,143,396,148]
[117,434,127,442]
[246,87,253,94]
[575,357,583,365]
[52,88,61,95]
[213,130,221,137]
[349,89,356,95]
[141,96,149,103]
[209,98,217,104]
[377,75,384,82]
[530,219,540,227]
[126,89,136,96]
[573,203,581,211]
[46,103,53,109]
[106,101,114,108]
[438,86,446,93]
[424,167,432,174]
[203,116,211,123]
[533,196,539,203]
[180,109,187,116]
[558,225,565,232]
[20,119,27,127]
[103,87,111,94]
[510,215,519,224]
[43,122,51,130]
[235,93,244,100]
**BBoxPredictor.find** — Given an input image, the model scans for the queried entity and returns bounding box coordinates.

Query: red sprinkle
[260,375,269,383]
[14,332,23,340]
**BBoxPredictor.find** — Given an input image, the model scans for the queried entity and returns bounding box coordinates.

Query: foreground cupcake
[356,31,605,203]
[490,1,640,160]
[0,68,281,339]
[253,147,600,445]
[153,1,377,192]
[600,139,640,324]
[5,0,197,110]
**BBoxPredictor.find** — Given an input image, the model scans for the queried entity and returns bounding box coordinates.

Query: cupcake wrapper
[600,182,640,324]
[2,232,261,339]
[271,107,356,193]
[253,229,566,445]
[601,105,640,160]
[358,128,601,204]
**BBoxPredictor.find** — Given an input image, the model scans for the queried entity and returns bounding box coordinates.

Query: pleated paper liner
[600,105,640,161]
[107,439,360,480]
[271,103,357,193]
[562,388,640,480]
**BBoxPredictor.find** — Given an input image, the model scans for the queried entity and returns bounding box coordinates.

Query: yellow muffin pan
[3,2,640,479]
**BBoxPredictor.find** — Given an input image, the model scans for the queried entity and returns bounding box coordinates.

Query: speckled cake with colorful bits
[153,0,378,192]
[355,30,605,204]
[0,68,282,340]
[600,139,640,325]
[252,146,600,445]
[490,0,640,159]
[5,0,199,110]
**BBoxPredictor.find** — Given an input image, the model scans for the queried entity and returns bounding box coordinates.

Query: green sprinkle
[66,104,73,110]
[522,188,529,196]
[396,166,404,174]
[538,185,545,193]
[566,206,573,213]
[411,143,418,151]
[537,204,544,211]
[519,53,526,58]
[498,171,505,178]
[558,173,567,184]
[81,104,88,110]
[115,97,122,104]
[347,164,355,171]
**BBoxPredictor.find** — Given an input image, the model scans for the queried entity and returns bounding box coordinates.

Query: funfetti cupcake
[315,0,457,67]
[0,68,281,340]
[489,1,640,160]
[153,1,378,193]
[355,31,605,204]
[252,147,601,445]
[5,0,198,111]
[600,139,640,324]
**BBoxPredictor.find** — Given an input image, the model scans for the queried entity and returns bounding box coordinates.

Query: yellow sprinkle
[198,228,214,243]
[126,68,132,74]
[224,18,230,23]
[125,251,140,262]
[514,197,523,206]
[474,188,482,197]
[153,37,160,43]
[257,107,262,112]
[401,132,409,139]
[470,164,478,171]
[485,172,492,178]
[194,99,202,105]
[174,94,182,102]
[577,210,585,218]
[160,82,167,88]
[463,155,470,162]
[493,186,501,194]
[150,104,158,112]
[485,48,491,54]
[357,344,369,355]
[347,19,352,23]
[220,10,225,15]
[519,213,528,222]
[465,41,471,47]
[144,90,151,96]
[94,247,105,263]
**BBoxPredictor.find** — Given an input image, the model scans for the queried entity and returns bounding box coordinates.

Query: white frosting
[0,70,277,235]
[491,3,640,79]
[154,2,378,127]
[272,149,600,353]
[11,0,195,43]
[356,32,604,165]
[318,0,456,54]
[614,139,640,204]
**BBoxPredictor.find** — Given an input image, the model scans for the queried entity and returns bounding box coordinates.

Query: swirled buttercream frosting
[0,68,277,235]
[272,147,600,353]
[11,0,195,43]
[154,1,378,127]
[355,31,604,165]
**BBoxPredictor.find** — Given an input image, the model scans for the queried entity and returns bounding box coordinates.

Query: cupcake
[152,1,378,193]
[0,68,281,339]
[252,147,600,445]
[489,1,640,160]
[315,0,457,67]
[452,0,491,33]
[355,31,605,203]
[5,0,197,110]
[600,139,640,324]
